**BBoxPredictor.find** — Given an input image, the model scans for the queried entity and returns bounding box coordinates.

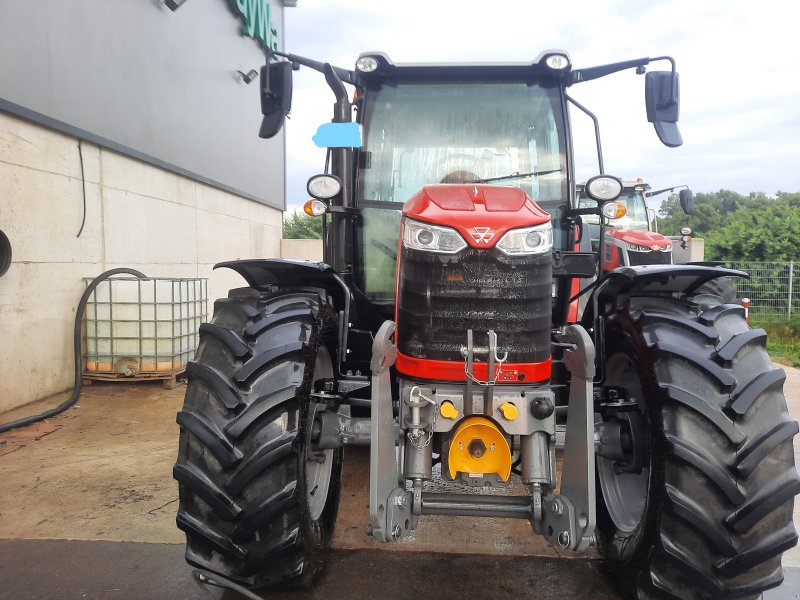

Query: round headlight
[585,175,623,202]
[680,226,692,236]
[417,229,434,245]
[307,174,342,199]
[355,56,379,73]
[525,231,543,247]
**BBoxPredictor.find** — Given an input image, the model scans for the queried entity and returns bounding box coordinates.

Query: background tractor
[576,179,737,306]
[173,50,798,599]
[578,178,694,269]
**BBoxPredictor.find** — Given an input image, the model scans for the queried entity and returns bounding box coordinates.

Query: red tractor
[578,178,694,269]
[174,51,798,599]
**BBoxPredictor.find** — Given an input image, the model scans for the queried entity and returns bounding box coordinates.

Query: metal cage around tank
[83,277,208,386]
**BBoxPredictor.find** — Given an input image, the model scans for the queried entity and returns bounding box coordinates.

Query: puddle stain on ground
[0,420,62,457]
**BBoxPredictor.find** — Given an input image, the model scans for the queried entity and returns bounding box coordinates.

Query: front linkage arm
[540,324,597,551]
[368,321,413,541]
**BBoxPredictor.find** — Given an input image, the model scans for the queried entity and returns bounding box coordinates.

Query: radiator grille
[397,248,551,364]
[627,249,672,266]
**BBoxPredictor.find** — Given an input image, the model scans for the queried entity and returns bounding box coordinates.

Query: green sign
[230,0,279,51]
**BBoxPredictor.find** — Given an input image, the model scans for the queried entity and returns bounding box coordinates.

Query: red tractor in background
[577,179,738,305]
[578,178,694,269]
[173,50,797,600]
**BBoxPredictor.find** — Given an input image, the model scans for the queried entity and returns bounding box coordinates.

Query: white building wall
[280,238,324,261]
[0,113,283,413]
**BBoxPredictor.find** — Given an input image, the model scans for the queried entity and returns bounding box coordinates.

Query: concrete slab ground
[1,363,799,599]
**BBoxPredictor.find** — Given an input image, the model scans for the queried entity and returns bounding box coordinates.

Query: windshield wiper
[473,169,561,184]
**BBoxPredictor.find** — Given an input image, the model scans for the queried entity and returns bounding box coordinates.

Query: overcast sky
[281,0,800,212]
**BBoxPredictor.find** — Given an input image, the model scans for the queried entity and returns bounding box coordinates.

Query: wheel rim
[306,347,334,522]
[306,448,334,521]
[597,352,649,534]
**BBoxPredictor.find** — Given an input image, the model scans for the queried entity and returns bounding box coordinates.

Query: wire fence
[723,261,798,322]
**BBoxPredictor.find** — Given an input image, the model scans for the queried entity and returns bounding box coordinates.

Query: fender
[582,264,747,321]
[216,259,351,306]
[215,259,384,376]
[581,264,748,384]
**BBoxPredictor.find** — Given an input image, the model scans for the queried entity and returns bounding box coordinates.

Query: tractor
[577,178,694,269]
[577,179,737,305]
[173,50,798,599]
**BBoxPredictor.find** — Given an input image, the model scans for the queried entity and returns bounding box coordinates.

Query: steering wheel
[435,154,483,183]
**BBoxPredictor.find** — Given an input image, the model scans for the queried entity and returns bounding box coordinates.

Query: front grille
[628,249,672,266]
[397,247,551,364]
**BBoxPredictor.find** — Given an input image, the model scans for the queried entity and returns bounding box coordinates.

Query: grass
[751,318,800,368]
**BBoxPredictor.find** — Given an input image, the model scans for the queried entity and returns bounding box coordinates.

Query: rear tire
[174,287,342,588]
[695,276,738,304]
[597,293,799,599]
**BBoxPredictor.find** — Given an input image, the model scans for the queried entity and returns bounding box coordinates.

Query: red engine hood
[402,184,550,249]
[607,228,672,250]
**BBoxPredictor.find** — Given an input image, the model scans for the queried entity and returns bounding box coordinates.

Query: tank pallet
[82,369,184,390]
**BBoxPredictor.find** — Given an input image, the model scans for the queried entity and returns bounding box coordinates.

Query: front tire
[174,287,342,588]
[597,293,799,599]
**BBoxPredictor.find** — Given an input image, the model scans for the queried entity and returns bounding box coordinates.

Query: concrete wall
[280,238,323,261]
[0,112,283,413]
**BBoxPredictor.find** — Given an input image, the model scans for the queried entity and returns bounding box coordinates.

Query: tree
[705,194,800,261]
[657,190,800,261]
[283,211,323,239]
[657,189,745,237]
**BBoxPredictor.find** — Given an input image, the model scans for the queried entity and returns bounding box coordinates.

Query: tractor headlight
[496,223,552,256]
[544,53,571,70]
[307,174,342,200]
[585,175,623,202]
[355,56,379,73]
[402,218,467,254]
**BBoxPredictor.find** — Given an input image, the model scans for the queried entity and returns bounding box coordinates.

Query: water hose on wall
[0,268,148,434]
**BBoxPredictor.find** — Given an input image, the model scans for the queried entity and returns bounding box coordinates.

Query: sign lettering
[230,0,279,51]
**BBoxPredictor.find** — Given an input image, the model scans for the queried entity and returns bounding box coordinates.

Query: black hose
[0,268,147,434]
[192,568,264,600]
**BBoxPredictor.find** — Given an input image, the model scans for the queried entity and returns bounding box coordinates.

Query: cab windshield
[611,190,649,231]
[579,189,649,231]
[356,81,567,301]
[579,188,650,249]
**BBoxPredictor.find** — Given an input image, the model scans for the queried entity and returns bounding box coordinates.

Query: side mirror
[679,188,695,215]
[259,61,293,139]
[645,71,682,148]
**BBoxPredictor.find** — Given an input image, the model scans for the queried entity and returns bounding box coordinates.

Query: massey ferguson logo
[470,227,495,244]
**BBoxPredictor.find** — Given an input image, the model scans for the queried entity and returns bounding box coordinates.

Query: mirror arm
[270,50,358,85]
[645,184,688,198]
[649,56,678,106]
[571,57,651,84]
[323,64,351,123]
[567,95,603,174]
[571,56,676,99]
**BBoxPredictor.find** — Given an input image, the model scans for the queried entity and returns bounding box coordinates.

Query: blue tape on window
[312,122,362,148]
